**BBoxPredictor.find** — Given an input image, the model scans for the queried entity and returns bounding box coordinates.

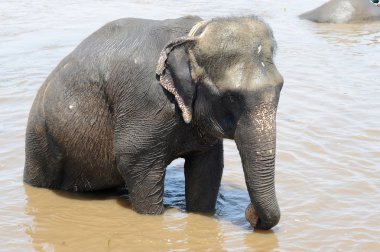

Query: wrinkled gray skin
[300,0,380,23]
[24,16,283,230]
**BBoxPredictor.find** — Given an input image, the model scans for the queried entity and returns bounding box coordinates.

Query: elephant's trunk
[235,102,280,230]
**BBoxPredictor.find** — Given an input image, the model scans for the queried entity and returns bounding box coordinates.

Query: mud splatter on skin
[1,0,380,251]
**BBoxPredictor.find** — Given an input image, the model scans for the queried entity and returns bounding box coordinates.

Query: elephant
[299,0,380,23]
[24,15,284,230]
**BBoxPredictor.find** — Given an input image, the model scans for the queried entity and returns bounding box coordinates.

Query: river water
[1,0,379,251]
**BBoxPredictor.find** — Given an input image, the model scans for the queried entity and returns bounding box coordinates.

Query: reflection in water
[312,21,380,46]
[24,165,279,251]
[2,0,380,251]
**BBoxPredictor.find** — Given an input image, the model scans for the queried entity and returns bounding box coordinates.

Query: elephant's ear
[156,38,197,124]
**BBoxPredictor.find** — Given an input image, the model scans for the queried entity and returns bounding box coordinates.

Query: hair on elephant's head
[156,16,284,230]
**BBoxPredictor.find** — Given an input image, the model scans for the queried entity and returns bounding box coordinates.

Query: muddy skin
[24,16,283,230]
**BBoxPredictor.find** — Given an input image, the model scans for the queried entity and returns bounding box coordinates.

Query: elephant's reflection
[24,184,133,251]
[24,166,279,251]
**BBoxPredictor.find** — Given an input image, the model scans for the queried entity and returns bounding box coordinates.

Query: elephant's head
[156,16,283,230]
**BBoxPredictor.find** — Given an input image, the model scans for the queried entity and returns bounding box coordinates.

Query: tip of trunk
[245,203,280,230]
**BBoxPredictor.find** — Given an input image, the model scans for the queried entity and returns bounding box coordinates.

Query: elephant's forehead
[193,17,282,92]
[197,18,276,56]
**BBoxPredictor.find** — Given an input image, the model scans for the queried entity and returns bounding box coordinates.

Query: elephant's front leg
[117,153,166,214]
[184,140,224,212]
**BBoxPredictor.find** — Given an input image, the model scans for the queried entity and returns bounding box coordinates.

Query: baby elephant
[24,16,283,230]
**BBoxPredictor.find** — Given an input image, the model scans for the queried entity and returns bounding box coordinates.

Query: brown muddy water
[0,0,379,251]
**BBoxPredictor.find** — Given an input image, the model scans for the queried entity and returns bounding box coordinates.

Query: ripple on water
[1,0,380,251]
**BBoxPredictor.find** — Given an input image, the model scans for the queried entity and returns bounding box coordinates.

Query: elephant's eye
[263,56,274,67]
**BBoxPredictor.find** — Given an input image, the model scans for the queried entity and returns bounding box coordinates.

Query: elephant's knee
[131,199,165,215]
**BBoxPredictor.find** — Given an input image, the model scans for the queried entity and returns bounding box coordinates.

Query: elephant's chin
[245,203,259,228]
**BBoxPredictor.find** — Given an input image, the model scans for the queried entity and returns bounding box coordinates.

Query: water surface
[1,0,379,251]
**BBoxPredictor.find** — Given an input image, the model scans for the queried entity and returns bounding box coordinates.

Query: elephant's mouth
[245,203,259,228]
[245,202,281,230]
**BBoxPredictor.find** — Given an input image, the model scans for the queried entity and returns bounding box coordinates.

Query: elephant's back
[299,0,380,23]
[39,15,203,117]
[299,0,356,23]
[40,16,202,93]
[41,16,203,111]
[68,16,202,78]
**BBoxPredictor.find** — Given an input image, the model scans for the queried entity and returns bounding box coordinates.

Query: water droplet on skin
[69,102,77,110]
